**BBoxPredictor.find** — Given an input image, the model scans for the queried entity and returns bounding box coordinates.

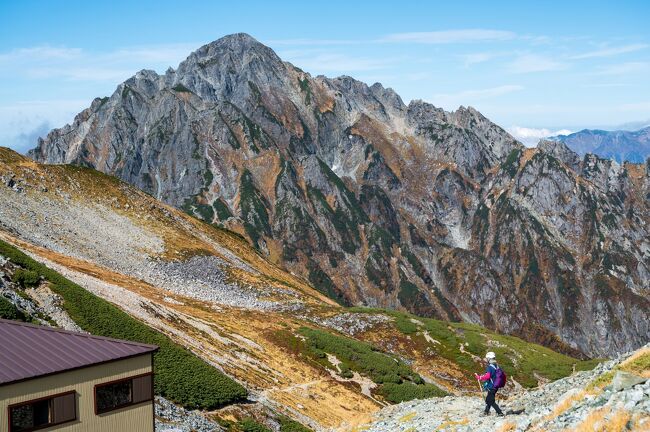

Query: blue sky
[1,0,649,152]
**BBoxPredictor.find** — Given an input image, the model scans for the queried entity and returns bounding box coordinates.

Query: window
[9,391,76,432]
[94,373,153,414]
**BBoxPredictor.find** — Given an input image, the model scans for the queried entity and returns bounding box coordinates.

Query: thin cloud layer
[382,29,516,44]
[572,43,648,59]
[508,54,566,73]
[432,85,524,109]
[508,126,573,146]
[0,43,198,83]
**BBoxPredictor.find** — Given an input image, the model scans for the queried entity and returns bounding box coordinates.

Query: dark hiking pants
[485,389,503,415]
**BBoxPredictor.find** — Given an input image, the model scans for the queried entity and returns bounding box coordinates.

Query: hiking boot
[496,413,505,417]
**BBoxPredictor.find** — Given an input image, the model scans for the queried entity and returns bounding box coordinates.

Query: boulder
[611,371,646,392]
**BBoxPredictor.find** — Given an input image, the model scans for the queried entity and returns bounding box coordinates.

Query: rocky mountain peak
[537,139,582,171]
[189,33,271,59]
[28,33,650,358]
[171,33,289,103]
[178,33,283,74]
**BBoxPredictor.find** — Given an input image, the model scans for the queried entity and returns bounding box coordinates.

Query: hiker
[474,351,505,417]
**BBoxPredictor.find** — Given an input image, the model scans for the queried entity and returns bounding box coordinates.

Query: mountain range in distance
[551,126,650,163]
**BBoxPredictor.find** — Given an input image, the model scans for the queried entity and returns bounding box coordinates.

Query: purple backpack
[491,365,507,389]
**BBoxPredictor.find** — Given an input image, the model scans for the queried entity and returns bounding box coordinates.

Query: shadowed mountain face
[29,33,650,358]
[552,126,650,163]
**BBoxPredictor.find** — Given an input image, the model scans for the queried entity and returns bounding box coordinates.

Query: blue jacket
[482,364,498,391]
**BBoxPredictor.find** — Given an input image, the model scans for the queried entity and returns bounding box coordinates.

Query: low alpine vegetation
[12,268,40,287]
[0,239,247,410]
[350,307,598,388]
[0,295,26,321]
[297,327,447,402]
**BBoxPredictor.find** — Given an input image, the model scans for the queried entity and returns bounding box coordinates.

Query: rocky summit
[29,33,650,358]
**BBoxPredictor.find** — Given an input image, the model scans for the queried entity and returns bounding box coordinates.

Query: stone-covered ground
[363,346,649,432]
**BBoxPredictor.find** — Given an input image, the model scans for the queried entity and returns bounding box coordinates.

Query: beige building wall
[0,354,153,432]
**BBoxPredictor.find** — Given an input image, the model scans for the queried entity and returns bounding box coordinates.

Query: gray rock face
[155,396,223,432]
[28,33,650,358]
[537,139,582,171]
[611,371,646,392]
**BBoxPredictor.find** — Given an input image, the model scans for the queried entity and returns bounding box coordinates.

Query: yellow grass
[619,347,650,378]
[587,347,650,392]
[546,390,589,420]
[399,412,417,423]
[497,422,518,432]
[569,408,633,432]
[435,418,469,431]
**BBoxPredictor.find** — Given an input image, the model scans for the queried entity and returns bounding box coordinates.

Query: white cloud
[0,99,90,153]
[461,52,497,66]
[281,52,398,72]
[268,30,517,47]
[104,43,198,63]
[581,82,629,88]
[404,72,432,81]
[431,85,523,109]
[0,46,83,63]
[265,38,365,46]
[508,54,565,73]
[382,29,516,44]
[25,67,137,82]
[507,126,573,146]
[572,43,648,59]
[594,62,650,76]
[0,43,199,83]
[615,101,650,112]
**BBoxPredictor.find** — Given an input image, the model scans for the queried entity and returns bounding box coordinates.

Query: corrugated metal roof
[0,319,157,386]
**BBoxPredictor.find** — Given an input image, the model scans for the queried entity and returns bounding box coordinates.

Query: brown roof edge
[0,318,159,351]
[0,351,158,388]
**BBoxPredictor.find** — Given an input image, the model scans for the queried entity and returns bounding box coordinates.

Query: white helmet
[485,351,496,360]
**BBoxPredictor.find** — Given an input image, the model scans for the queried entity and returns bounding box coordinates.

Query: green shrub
[13,269,40,287]
[213,198,233,221]
[379,382,447,403]
[346,307,597,388]
[194,203,214,222]
[394,316,418,335]
[298,327,447,402]
[339,363,354,379]
[279,415,313,432]
[240,169,271,246]
[0,240,247,409]
[0,296,26,321]
[172,83,192,93]
[299,327,414,384]
[501,148,522,177]
[239,418,271,432]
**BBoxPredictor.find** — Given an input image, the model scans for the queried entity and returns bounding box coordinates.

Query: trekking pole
[477,378,484,395]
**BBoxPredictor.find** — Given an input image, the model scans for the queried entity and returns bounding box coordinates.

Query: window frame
[93,372,154,415]
[7,390,77,432]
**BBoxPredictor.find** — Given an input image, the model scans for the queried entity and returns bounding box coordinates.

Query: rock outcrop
[28,33,650,358]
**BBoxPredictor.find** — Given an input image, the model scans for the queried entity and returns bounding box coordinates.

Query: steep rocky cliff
[29,33,650,358]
